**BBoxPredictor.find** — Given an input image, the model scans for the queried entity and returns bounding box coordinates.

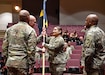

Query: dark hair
[55,26,62,35]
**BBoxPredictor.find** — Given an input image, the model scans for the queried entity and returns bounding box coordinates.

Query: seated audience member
[76,36,83,45]
[67,41,75,52]
[70,30,78,38]
[70,30,78,42]
[62,30,69,42]
[64,41,75,60]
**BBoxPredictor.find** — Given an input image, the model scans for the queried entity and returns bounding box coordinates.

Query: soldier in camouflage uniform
[42,26,67,75]
[82,14,105,75]
[29,15,37,28]
[2,10,37,75]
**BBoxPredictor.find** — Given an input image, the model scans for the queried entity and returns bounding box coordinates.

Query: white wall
[0,4,12,30]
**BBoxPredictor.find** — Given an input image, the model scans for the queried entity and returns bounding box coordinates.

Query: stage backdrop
[60,0,105,31]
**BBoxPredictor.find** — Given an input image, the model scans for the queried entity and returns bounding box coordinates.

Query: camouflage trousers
[50,63,66,75]
[85,68,104,75]
[7,67,29,75]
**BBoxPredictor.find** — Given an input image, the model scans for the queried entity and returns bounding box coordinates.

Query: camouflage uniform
[65,45,75,60]
[2,22,37,75]
[35,46,41,61]
[44,35,67,75]
[82,25,105,75]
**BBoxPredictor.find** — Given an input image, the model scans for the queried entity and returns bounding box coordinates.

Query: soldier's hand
[28,67,34,75]
[2,66,7,72]
[41,27,47,37]
[42,42,45,47]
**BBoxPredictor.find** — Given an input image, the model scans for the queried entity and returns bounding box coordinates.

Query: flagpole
[42,28,46,75]
[42,0,47,75]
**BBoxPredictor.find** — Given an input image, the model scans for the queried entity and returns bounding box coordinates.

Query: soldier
[42,26,67,75]
[2,10,37,75]
[29,15,37,28]
[29,15,50,61]
[29,15,42,60]
[82,14,105,75]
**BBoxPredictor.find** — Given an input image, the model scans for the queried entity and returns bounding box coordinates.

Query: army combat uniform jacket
[2,22,37,69]
[44,35,67,64]
[82,25,105,70]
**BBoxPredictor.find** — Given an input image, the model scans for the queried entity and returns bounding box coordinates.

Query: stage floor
[33,73,83,75]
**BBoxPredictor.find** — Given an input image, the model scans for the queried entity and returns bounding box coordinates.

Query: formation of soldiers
[1,9,105,75]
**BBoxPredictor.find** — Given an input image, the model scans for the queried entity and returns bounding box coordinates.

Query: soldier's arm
[2,30,9,62]
[45,36,51,43]
[81,33,95,67]
[84,32,95,57]
[37,34,43,44]
[37,34,51,44]
[44,38,64,51]
[27,30,37,68]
